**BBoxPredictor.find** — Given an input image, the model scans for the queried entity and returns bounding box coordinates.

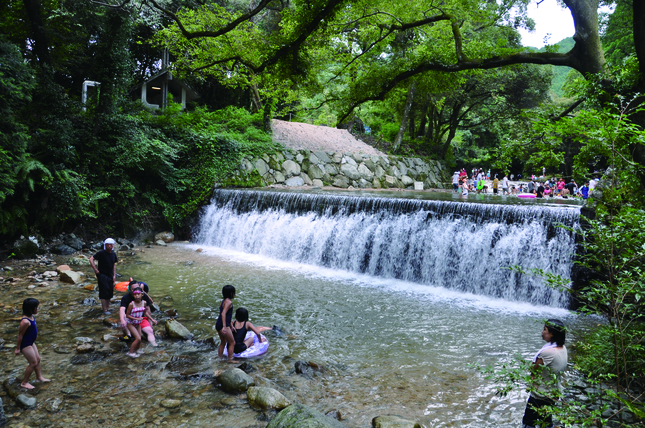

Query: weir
[194,189,581,308]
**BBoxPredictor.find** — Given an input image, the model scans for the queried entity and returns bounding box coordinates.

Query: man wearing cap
[89,238,118,313]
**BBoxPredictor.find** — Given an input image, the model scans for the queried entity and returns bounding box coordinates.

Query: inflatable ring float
[223,332,269,359]
[114,281,130,292]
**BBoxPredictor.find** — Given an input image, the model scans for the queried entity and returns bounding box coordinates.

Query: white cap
[103,238,116,249]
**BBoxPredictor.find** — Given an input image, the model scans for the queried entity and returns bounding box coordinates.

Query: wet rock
[53,346,72,354]
[165,309,178,317]
[216,368,255,394]
[60,387,81,399]
[46,397,64,413]
[247,387,291,410]
[74,337,94,344]
[102,334,119,342]
[195,248,203,253]
[84,284,96,291]
[238,362,257,374]
[70,352,108,365]
[52,244,76,255]
[165,355,197,373]
[42,270,58,277]
[160,399,182,409]
[56,265,70,274]
[372,415,419,428]
[165,319,193,340]
[325,409,343,420]
[0,397,5,427]
[1,266,12,271]
[16,394,37,409]
[294,361,314,378]
[155,232,174,243]
[76,343,95,353]
[267,404,346,428]
[82,298,96,306]
[59,270,83,284]
[155,240,167,247]
[13,237,40,259]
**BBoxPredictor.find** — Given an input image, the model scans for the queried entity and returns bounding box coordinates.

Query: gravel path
[272,119,385,156]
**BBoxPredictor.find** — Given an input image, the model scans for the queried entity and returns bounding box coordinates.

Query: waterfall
[194,189,580,307]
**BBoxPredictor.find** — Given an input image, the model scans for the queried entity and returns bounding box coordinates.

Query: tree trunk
[441,102,463,158]
[392,80,417,152]
[418,103,429,138]
[22,0,50,66]
[263,99,272,133]
[408,106,416,138]
[563,0,606,75]
[250,84,263,113]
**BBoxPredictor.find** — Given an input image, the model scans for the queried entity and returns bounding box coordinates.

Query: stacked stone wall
[230,150,449,190]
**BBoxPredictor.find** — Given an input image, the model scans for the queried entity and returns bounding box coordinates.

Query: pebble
[160,399,182,409]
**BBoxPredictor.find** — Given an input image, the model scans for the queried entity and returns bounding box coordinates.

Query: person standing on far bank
[90,238,118,313]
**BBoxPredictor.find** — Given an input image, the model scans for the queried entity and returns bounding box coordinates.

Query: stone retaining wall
[228,150,449,189]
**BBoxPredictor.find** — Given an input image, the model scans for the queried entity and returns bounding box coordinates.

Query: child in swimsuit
[231,307,267,355]
[125,289,156,358]
[216,285,237,362]
[15,298,50,389]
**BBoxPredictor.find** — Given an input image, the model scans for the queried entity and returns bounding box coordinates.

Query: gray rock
[389,165,401,178]
[358,163,374,180]
[312,179,324,187]
[267,404,346,428]
[247,386,291,410]
[64,235,84,251]
[308,164,325,180]
[325,163,339,176]
[16,394,37,409]
[300,173,313,186]
[314,151,331,163]
[74,337,94,343]
[155,232,174,243]
[294,361,314,378]
[46,397,63,413]
[255,158,270,176]
[332,175,349,188]
[59,270,83,284]
[285,176,305,187]
[274,171,286,183]
[341,156,357,166]
[358,179,370,188]
[401,176,414,186]
[309,153,320,165]
[13,237,40,259]
[0,397,5,426]
[282,160,301,177]
[217,368,255,393]
[53,244,76,255]
[240,158,254,172]
[282,151,293,160]
[352,153,364,163]
[295,153,305,163]
[165,319,193,340]
[263,173,276,184]
[372,415,419,428]
[340,163,361,180]
[363,159,376,171]
[155,240,167,247]
[375,165,385,179]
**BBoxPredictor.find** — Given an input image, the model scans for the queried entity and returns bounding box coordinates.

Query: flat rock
[267,404,347,428]
[84,284,96,291]
[372,415,420,428]
[247,386,291,410]
[155,240,167,247]
[160,399,182,409]
[216,368,255,394]
[16,393,37,409]
[76,344,95,353]
[165,319,193,340]
[59,270,82,284]
[56,265,71,273]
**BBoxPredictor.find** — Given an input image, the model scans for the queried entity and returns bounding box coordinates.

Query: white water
[195,190,580,307]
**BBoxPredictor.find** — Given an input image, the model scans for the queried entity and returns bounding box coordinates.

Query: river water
[0,189,589,427]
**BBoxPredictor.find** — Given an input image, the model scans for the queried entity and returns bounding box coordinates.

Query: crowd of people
[452,168,599,199]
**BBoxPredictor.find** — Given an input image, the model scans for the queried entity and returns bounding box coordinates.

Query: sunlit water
[0,190,590,427]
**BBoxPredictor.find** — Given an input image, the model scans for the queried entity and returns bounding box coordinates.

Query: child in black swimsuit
[216,285,237,362]
[15,298,50,389]
[231,308,267,355]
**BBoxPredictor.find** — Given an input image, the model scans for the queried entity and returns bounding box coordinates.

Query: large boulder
[372,415,420,428]
[340,163,361,180]
[332,175,349,189]
[267,404,347,428]
[52,244,76,255]
[247,386,291,410]
[165,319,193,340]
[155,232,174,243]
[285,176,305,187]
[274,171,286,183]
[63,234,84,251]
[358,163,374,180]
[59,270,83,284]
[13,237,40,259]
[216,368,255,393]
[255,158,270,176]
[282,160,301,177]
[308,164,325,180]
